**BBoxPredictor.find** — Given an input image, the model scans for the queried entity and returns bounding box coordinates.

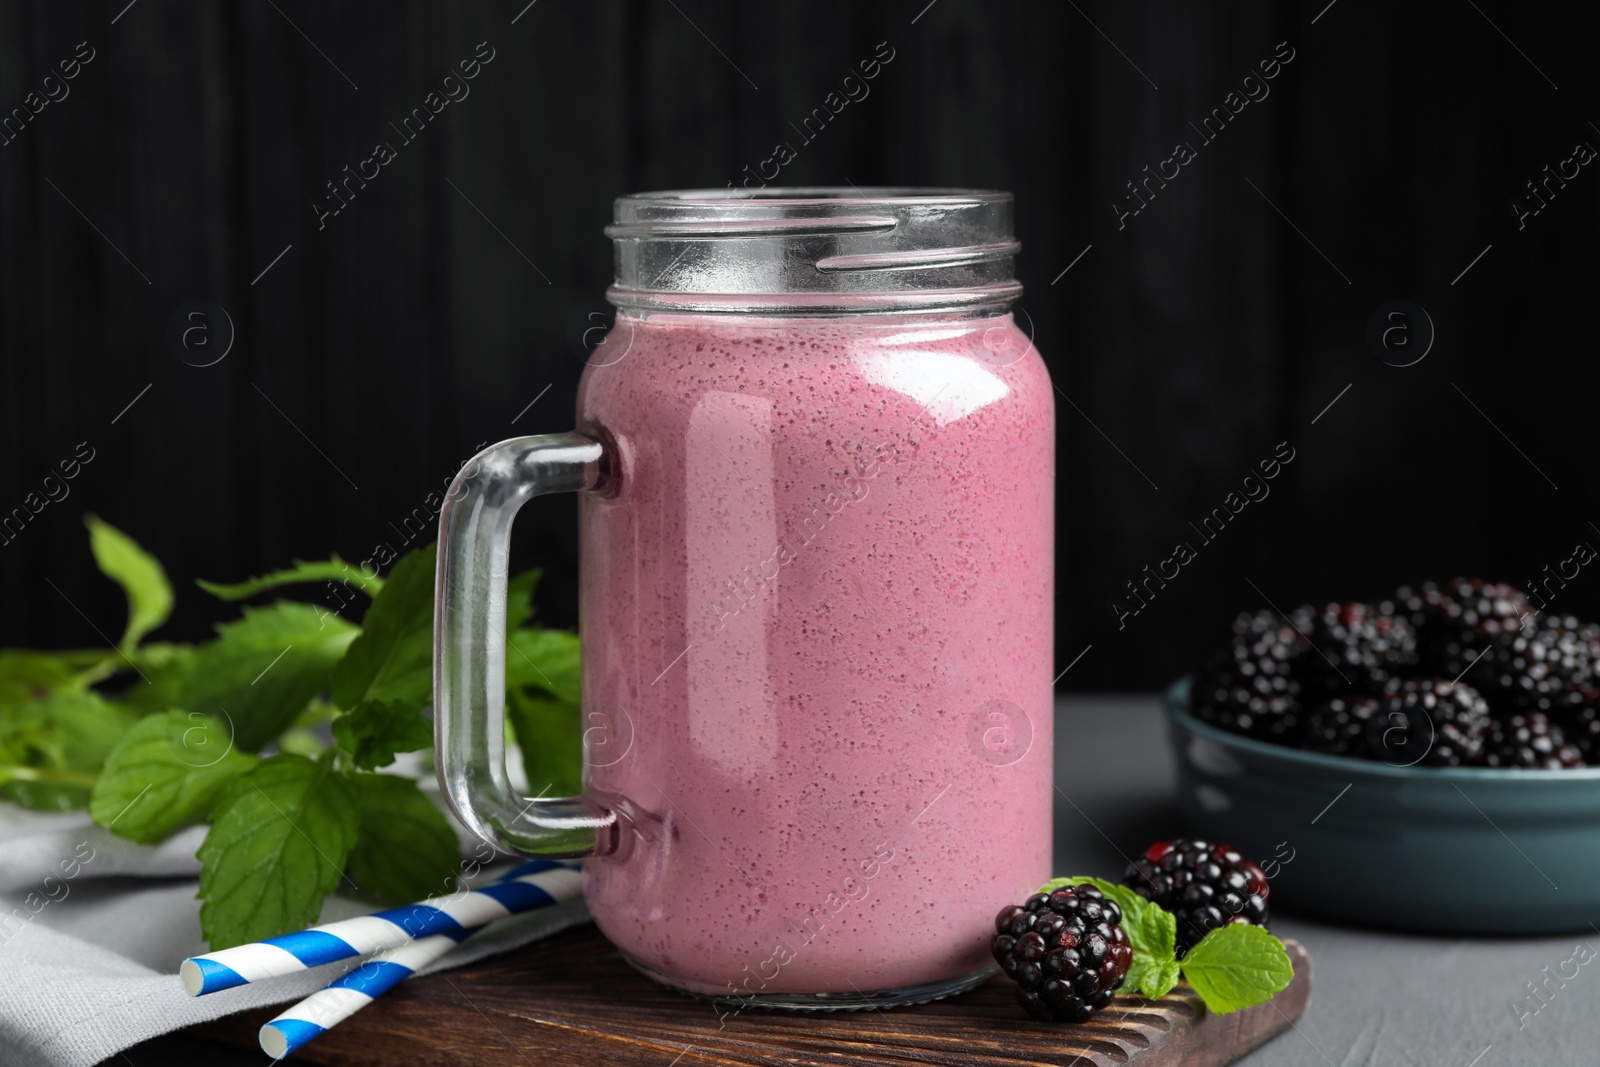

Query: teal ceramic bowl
[1166,677,1600,934]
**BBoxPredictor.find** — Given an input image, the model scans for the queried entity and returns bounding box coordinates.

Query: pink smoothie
[576,309,1055,997]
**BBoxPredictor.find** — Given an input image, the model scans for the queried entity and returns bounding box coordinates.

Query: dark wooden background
[2,0,1596,689]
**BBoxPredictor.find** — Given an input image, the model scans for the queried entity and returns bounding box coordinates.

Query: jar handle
[434,432,617,857]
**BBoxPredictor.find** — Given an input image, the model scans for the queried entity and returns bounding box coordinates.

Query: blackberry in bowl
[1190,580,1595,771]
[1368,679,1492,766]
[1406,578,1533,679]
[1300,601,1418,698]
[1482,711,1585,768]
[1190,610,1307,742]
[1301,696,1380,756]
[1168,578,1600,934]
[1472,614,1600,709]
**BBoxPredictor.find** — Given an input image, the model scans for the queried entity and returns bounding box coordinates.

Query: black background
[2,0,1597,690]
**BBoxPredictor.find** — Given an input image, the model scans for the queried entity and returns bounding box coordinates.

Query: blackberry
[1395,581,1449,633]
[1482,711,1584,769]
[1192,610,1308,742]
[1459,614,1596,713]
[1535,684,1600,765]
[1534,616,1600,686]
[1563,693,1600,764]
[1431,578,1532,637]
[993,884,1133,1022]
[1393,580,1459,663]
[1122,839,1269,957]
[1367,679,1491,766]
[1299,601,1418,697]
[1301,696,1380,757]
[1524,616,1595,688]
[1407,579,1533,680]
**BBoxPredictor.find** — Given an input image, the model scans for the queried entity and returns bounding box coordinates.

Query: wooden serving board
[200,926,1312,1066]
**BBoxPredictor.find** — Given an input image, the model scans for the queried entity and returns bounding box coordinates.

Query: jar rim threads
[606,187,1021,315]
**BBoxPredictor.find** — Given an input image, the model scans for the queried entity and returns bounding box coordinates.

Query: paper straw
[259,928,468,1059]
[180,859,583,996]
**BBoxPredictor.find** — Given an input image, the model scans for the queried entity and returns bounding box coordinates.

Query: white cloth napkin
[0,800,591,1067]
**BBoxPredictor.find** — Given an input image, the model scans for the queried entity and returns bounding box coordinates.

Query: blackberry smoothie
[577,310,1055,996]
[433,188,1056,1005]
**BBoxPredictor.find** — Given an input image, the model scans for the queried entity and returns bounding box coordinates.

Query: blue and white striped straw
[259,927,471,1059]
[180,859,583,996]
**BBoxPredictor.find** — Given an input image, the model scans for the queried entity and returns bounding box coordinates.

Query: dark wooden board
[199,926,1312,1066]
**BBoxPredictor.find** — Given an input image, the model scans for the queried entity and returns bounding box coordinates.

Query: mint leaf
[89,710,258,843]
[183,602,359,752]
[1180,924,1294,1014]
[507,687,582,797]
[0,650,83,714]
[1123,951,1152,993]
[1141,958,1183,1000]
[506,568,541,632]
[332,700,432,770]
[503,627,583,797]
[1139,898,1177,963]
[118,643,197,715]
[85,515,172,651]
[197,754,359,948]
[198,556,382,601]
[506,628,581,704]
[344,773,461,903]
[0,691,136,810]
[331,545,436,711]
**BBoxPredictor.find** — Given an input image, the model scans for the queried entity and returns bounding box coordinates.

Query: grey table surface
[112,695,1597,1066]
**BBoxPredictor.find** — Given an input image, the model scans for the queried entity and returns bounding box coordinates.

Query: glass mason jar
[436,188,1054,1009]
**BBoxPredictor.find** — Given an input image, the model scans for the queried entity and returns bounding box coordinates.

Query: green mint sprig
[0,517,583,949]
[1040,876,1293,1014]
